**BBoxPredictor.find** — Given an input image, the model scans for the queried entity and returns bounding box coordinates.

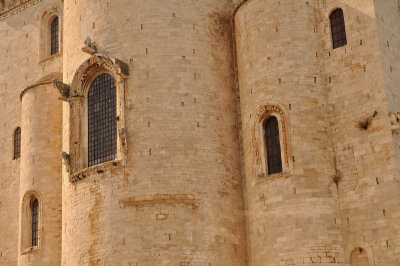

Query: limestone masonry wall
[62,0,246,265]
[0,1,62,265]
[235,1,344,264]
[0,0,399,265]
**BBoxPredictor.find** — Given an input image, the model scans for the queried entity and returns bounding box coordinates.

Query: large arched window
[31,198,39,247]
[88,73,117,167]
[50,16,59,55]
[14,127,21,160]
[264,116,283,175]
[330,9,347,49]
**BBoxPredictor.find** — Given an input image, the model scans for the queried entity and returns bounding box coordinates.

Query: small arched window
[330,9,347,49]
[350,247,369,266]
[50,16,59,55]
[88,73,117,167]
[31,198,39,246]
[264,117,283,175]
[14,127,21,160]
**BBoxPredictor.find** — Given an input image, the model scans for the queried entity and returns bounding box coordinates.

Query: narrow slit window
[264,117,283,175]
[88,73,117,167]
[330,9,347,49]
[14,127,21,160]
[31,198,39,247]
[50,16,59,55]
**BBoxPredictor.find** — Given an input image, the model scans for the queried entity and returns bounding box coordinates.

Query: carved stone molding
[0,0,45,21]
[251,103,292,179]
[68,54,129,181]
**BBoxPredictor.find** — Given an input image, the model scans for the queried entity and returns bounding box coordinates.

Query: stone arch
[329,7,347,49]
[68,54,129,180]
[13,126,21,160]
[251,102,292,178]
[20,190,42,252]
[39,6,62,60]
[350,247,369,266]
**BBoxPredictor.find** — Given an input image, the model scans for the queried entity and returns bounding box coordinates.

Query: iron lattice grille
[265,117,283,175]
[88,73,117,167]
[51,17,59,55]
[31,199,39,247]
[14,127,21,160]
[330,9,347,49]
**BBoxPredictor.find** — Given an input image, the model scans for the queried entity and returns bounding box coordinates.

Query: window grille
[14,127,21,160]
[51,17,59,55]
[330,9,347,49]
[31,198,39,247]
[264,117,283,175]
[88,73,117,167]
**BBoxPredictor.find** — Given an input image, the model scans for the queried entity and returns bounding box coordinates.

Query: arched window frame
[263,116,283,175]
[50,16,59,55]
[329,8,347,49]
[252,103,292,180]
[349,246,374,266]
[39,6,62,60]
[20,191,42,253]
[87,73,118,167]
[13,127,21,160]
[67,54,128,181]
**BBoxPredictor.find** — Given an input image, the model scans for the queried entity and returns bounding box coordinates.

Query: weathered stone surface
[0,0,399,265]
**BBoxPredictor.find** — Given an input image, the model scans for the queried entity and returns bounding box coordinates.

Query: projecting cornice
[0,0,45,21]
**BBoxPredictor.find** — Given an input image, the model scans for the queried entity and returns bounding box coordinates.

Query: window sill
[256,171,291,184]
[38,52,62,64]
[70,159,124,182]
[20,246,40,255]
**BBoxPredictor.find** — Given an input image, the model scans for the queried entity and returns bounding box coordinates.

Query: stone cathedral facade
[1,0,400,265]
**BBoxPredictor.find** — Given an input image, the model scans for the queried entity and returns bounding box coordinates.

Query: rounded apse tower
[62,0,246,265]
[234,0,345,265]
[19,73,63,266]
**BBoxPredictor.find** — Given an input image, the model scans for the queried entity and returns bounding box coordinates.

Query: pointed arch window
[88,73,117,167]
[31,198,39,247]
[330,9,347,49]
[14,127,21,160]
[50,16,59,55]
[264,117,283,175]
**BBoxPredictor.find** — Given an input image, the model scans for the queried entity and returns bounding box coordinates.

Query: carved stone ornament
[70,53,129,98]
[67,53,129,182]
[60,151,72,173]
[53,80,70,101]
[82,37,98,55]
[389,112,400,132]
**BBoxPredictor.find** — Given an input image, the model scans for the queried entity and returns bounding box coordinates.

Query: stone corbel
[60,151,72,173]
[53,80,70,101]
[389,112,400,132]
